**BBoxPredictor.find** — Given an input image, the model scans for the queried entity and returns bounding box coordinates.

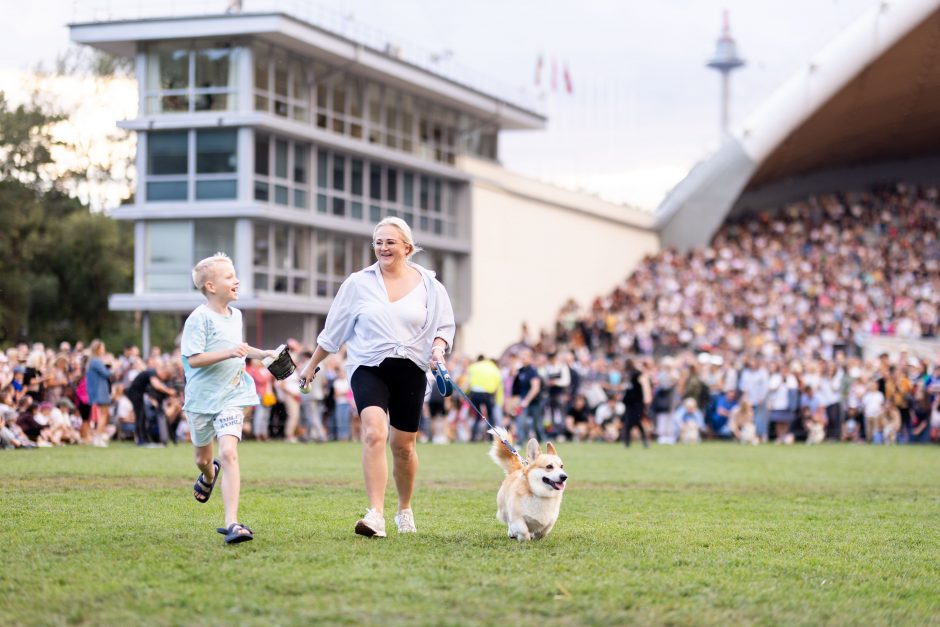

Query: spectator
[672,397,704,444]
[465,354,502,441]
[510,350,545,443]
[621,359,649,448]
[85,339,113,448]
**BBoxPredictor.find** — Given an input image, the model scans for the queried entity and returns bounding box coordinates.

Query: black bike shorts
[351,358,427,433]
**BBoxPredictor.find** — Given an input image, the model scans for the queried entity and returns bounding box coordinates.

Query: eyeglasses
[373,239,402,248]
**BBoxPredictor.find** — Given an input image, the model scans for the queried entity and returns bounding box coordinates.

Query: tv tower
[706,10,745,135]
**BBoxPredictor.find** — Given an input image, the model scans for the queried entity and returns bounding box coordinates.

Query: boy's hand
[230,343,250,359]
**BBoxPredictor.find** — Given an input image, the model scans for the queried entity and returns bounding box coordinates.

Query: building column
[134,221,146,294]
[142,311,151,356]
[235,218,253,294]
[238,127,254,203]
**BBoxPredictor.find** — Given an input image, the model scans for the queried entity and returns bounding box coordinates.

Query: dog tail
[488,427,522,474]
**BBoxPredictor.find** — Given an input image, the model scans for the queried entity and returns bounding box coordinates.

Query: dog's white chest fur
[496,475,564,541]
[488,430,567,542]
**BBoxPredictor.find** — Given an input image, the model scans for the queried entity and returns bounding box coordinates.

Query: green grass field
[2,441,938,626]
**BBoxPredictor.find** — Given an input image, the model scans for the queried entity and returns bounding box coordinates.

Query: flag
[563,63,573,94]
[535,54,543,86]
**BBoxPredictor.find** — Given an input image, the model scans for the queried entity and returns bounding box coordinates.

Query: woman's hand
[298,362,320,390]
[429,345,446,370]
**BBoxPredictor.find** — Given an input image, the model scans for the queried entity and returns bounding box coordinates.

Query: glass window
[254,46,269,92]
[195,46,234,89]
[194,220,234,262]
[253,223,270,267]
[332,237,346,276]
[316,84,329,129]
[387,168,397,202]
[403,172,414,207]
[194,92,228,112]
[274,225,290,269]
[254,181,269,202]
[351,159,363,197]
[332,82,346,134]
[273,53,288,117]
[369,164,382,200]
[294,145,307,184]
[367,84,381,144]
[196,130,236,173]
[146,221,193,291]
[146,181,187,201]
[158,95,189,113]
[196,180,236,200]
[254,135,269,176]
[148,132,188,175]
[419,176,429,210]
[274,139,288,179]
[348,79,363,139]
[332,155,345,191]
[332,197,345,216]
[275,185,289,205]
[317,151,328,188]
[154,46,189,91]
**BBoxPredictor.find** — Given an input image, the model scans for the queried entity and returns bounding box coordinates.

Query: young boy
[182,252,277,544]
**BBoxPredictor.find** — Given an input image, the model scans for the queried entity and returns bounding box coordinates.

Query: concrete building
[70,6,657,354]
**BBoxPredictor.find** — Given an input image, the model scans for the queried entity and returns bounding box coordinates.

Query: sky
[0,0,881,209]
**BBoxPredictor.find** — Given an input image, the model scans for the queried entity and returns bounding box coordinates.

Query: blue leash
[433,361,527,466]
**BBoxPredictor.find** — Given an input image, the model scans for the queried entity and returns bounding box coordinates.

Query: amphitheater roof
[657,0,940,249]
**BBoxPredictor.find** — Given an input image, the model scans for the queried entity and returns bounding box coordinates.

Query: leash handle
[298,366,320,393]
[433,360,454,397]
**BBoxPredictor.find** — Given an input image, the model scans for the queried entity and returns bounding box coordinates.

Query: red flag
[535,54,543,86]
[551,58,558,92]
[563,63,573,94]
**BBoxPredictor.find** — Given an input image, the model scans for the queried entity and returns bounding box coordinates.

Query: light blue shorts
[186,407,244,447]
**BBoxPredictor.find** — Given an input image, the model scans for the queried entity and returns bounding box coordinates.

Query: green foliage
[1,442,938,626]
[0,91,64,185]
[0,91,142,347]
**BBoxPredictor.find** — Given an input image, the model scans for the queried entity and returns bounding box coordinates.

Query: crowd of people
[2,185,939,450]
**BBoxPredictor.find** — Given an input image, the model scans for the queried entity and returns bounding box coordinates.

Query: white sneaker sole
[355,519,386,538]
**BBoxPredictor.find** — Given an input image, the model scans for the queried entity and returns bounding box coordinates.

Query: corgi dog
[488,428,567,541]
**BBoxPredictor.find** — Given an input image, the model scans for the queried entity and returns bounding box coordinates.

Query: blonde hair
[192,252,233,295]
[89,339,105,357]
[373,217,423,261]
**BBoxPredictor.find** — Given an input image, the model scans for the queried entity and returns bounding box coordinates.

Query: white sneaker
[354,508,386,538]
[395,508,416,533]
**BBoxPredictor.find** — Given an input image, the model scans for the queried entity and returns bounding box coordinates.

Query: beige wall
[458,157,660,357]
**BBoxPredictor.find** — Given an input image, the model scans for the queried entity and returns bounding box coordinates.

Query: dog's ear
[546,441,557,456]
[525,438,541,462]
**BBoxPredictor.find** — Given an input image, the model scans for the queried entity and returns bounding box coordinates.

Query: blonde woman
[298,217,455,538]
[85,340,112,447]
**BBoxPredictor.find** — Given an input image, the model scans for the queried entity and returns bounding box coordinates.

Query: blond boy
[182,253,276,544]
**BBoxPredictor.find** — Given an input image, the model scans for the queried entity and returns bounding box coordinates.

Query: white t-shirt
[114,396,134,421]
[386,280,428,354]
[180,304,259,414]
[862,391,885,418]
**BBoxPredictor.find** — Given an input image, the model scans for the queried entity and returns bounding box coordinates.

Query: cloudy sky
[0,0,881,209]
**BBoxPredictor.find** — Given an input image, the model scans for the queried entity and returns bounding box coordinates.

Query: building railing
[71,0,545,117]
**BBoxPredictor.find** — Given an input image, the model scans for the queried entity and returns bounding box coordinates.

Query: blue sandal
[216,523,254,544]
[193,459,221,504]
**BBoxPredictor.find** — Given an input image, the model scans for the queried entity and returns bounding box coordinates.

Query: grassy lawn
[1,441,938,626]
